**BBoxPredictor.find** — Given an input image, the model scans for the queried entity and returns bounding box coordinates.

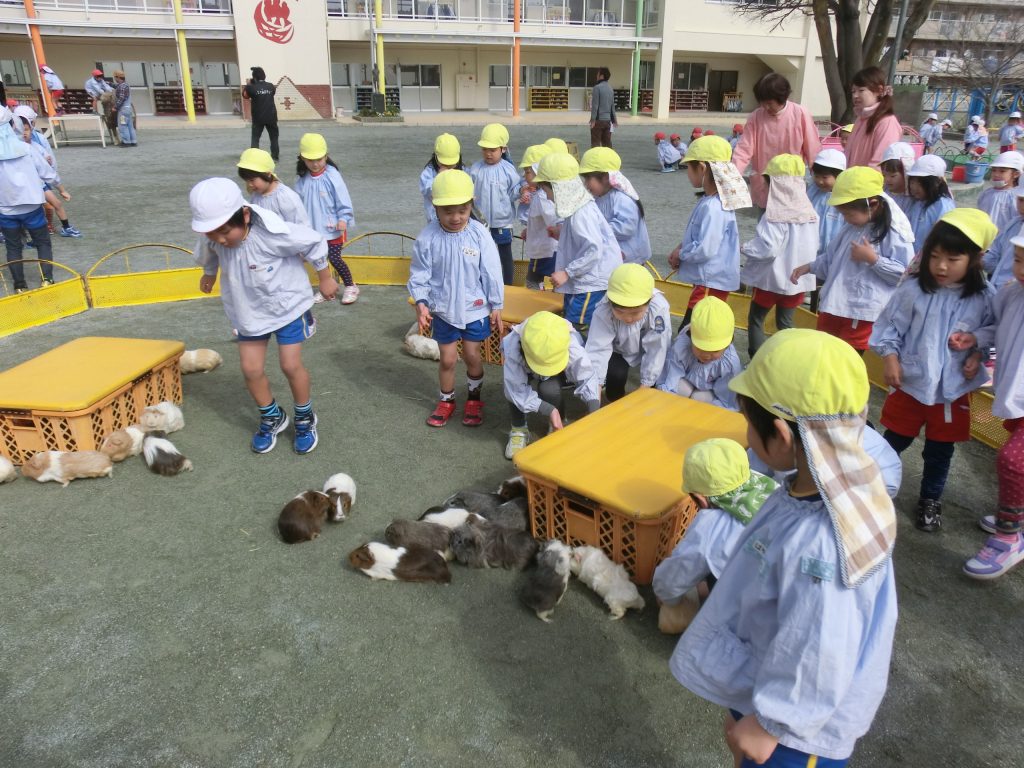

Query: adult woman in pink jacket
[844,67,903,170]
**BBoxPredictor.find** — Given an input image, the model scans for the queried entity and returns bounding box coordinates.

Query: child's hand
[790,264,811,284]
[668,246,681,270]
[883,354,902,389]
[690,492,709,509]
[318,275,339,301]
[198,274,216,294]
[963,351,982,380]
[490,307,504,337]
[948,331,977,351]
[519,188,532,205]
[850,237,878,265]
[726,714,779,766]
[550,270,569,288]
[59,190,71,201]
[546,224,561,240]
[549,409,564,432]
[416,302,432,333]
[723,713,743,768]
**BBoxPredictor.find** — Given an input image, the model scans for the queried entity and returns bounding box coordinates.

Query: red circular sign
[254,0,294,44]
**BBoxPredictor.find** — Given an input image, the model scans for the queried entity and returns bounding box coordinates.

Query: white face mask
[991,178,1010,189]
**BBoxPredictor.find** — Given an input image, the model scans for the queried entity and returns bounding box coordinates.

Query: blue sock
[294,401,313,420]
[259,400,281,421]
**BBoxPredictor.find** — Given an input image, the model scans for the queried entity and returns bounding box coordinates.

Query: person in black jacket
[243,67,279,161]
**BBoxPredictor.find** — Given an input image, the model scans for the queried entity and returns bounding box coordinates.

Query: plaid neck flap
[708,162,752,212]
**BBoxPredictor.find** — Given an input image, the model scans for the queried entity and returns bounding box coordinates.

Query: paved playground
[0,121,1015,768]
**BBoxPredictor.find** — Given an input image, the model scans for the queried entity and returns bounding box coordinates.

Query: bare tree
[732,0,938,122]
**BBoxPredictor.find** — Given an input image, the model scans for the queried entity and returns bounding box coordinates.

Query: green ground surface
[0,124,1012,768]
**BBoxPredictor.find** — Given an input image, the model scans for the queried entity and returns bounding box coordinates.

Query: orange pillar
[22,0,54,118]
[512,0,520,116]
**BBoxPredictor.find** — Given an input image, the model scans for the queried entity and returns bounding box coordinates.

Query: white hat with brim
[1011,111,1022,119]
[906,154,947,178]
[190,177,246,233]
[991,151,1024,172]
[1011,234,1024,248]
[928,113,938,120]
[971,115,984,125]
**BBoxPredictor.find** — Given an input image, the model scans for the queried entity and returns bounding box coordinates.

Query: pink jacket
[845,105,903,170]
[732,102,820,209]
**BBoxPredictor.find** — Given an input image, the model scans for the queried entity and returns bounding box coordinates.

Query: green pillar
[630,0,644,116]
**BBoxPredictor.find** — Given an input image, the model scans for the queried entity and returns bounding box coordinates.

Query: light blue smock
[669,488,898,761]
[501,321,601,416]
[584,291,672,387]
[975,281,1024,419]
[807,183,844,260]
[919,123,941,148]
[869,278,995,405]
[407,218,504,329]
[998,124,1024,146]
[250,182,309,227]
[657,139,681,166]
[675,194,740,292]
[468,159,522,229]
[655,329,741,410]
[594,188,652,265]
[554,200,622,295]
[419,164,438,223]
[888,192,915,217]
[984,216,1024,288]
[907,196,955,246]
[521,188,558,262]
[0,146,55,215]
[978,187,1019,233]
[653,507,747,603]
[294,166,355,239]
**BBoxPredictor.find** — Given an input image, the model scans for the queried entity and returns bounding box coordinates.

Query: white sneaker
[313,290,328,304]
[505,427,529,460]
[341,285,360,305]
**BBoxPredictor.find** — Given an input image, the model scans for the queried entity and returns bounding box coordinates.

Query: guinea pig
[658,590,701,635]
[403,323,440,361]
[100,424,145,462]
[348,542,451,584]
[140,401,184,433]
[322,472,356,522]
[497,475,527,500]
[384,519,453,559]
[520,540,572,622]
[278,490,335,544]
[21,450,113,487]
[141,431,193,476]
[450,516,538,570]
[0,455,17,484]
[419,506,484,529]
[478,496,529,531]
[179,349,223,374]
[570,546,645,620]
[442,489,503,516]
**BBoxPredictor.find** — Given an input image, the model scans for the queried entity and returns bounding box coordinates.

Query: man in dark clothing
[243,66,279,161]
[589,67,616,149]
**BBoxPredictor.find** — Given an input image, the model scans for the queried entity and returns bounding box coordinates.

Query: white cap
[941,119,953,126]
[1010,111,1022,119]
[971,115,984,125]
[13,105,37,122]
[882,141,916,163]
[813,148,847,172]
[1011,233,1024,248]
[990,151,1024,172]
[189,178,246,233]
[927,113,938,121]
[0,105,11,124]
[906,154,947,178]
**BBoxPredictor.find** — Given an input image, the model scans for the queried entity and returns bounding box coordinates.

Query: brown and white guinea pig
[278,490,336,544]
[141,431,193,476]
[140,401,184,433]
[322,472,356,522]
[100,424,145,462]
[21,450,113,487]
[497,475,528,500]
[348,542,452,584]
[179,349,223,374]
[384,519,453,560]
[0,455,17,484]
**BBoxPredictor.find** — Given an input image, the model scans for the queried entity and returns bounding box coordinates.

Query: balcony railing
[22,0,232,14]
[327,0,648,28]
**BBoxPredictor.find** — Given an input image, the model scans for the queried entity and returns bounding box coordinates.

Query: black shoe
[915,499,942,532]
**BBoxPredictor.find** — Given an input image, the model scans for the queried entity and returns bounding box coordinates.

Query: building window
[490,65,510,87]
[0,59,31,87]
[102,61,147,88]
[569,67,601,88]
[928,9,961,21]
[331,63,351,87]
[400,64,441,87]
[639,60,655,90]
[673,62,707,90]
[204,62,239,87]
[526,66,567,87]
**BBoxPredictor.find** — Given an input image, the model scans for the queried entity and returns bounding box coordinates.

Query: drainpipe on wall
[630,0,644,116]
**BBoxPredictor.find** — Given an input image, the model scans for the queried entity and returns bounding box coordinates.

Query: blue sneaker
[24,240,36,249]
[60,226,83,238]
[251,412,289,454]
[293,413,318,455]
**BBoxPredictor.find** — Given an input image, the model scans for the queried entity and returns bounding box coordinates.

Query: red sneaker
[427,399,456,427]
[462,398,484,427]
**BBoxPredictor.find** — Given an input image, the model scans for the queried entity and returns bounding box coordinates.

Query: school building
[0,0,831,120]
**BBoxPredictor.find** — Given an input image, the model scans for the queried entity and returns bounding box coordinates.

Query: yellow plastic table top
[514,388,748,520]
[0,337,184,412]
[501,285,563,324]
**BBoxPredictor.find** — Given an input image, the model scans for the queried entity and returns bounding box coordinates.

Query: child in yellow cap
[419,133,463,224]
[585,263,671,402]
[579,147,652,265]
[517,144,558,290]
[870,208,996,532]
[408,169,504,429]
[671,328,898,767]
[294,133,359,304]
[656,296,741,410]
[502,311,601,459]
[653,438,777,615]
[469,123,522,285]
[237,148,308,226]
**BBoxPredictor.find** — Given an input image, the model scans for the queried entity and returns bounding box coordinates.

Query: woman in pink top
[844,67,904,170]
[732,73,820,209]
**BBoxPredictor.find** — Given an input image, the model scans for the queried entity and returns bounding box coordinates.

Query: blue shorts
[563,290,605,326]
[236,310,316,345]
[0,206,47,231]
[432,315,491,345]
[527,257,556,279]
[730,712,849,767]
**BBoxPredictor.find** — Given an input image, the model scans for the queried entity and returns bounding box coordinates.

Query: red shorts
[1000,145,1017,154]
[816,311,874,351]
[687,285,731,309]
[881,389,972,443]
[752,288,805,310]
[50,89,64,99]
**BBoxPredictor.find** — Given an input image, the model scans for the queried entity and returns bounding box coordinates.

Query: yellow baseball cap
[689,296,735,351]
[478,123,509,149]
[237,148,275,175]
[520,144,553,169]
[544,137,569,154]
[534,152,580,183]
[298,133,328,160]
[521,311,570,376]
[939,208,998,250]
[828,167,884,206]
[606,264,654,307]
[683,135,732,164]
[763,153,805,178]
[579,146,622,174]
[431,169,475,207]
[729,328,869,420]
[434,133,461,165]
[682,438,750,496]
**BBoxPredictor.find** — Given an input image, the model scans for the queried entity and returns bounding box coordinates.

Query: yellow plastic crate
[513,389,748,584]
[0,337,184,464]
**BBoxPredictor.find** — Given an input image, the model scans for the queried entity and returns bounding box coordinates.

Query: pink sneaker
[341,285,360,305]
[963,533,1024,580]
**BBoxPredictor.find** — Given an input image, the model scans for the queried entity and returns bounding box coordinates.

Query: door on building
[400,64,441,111]
[707,70,739,112]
